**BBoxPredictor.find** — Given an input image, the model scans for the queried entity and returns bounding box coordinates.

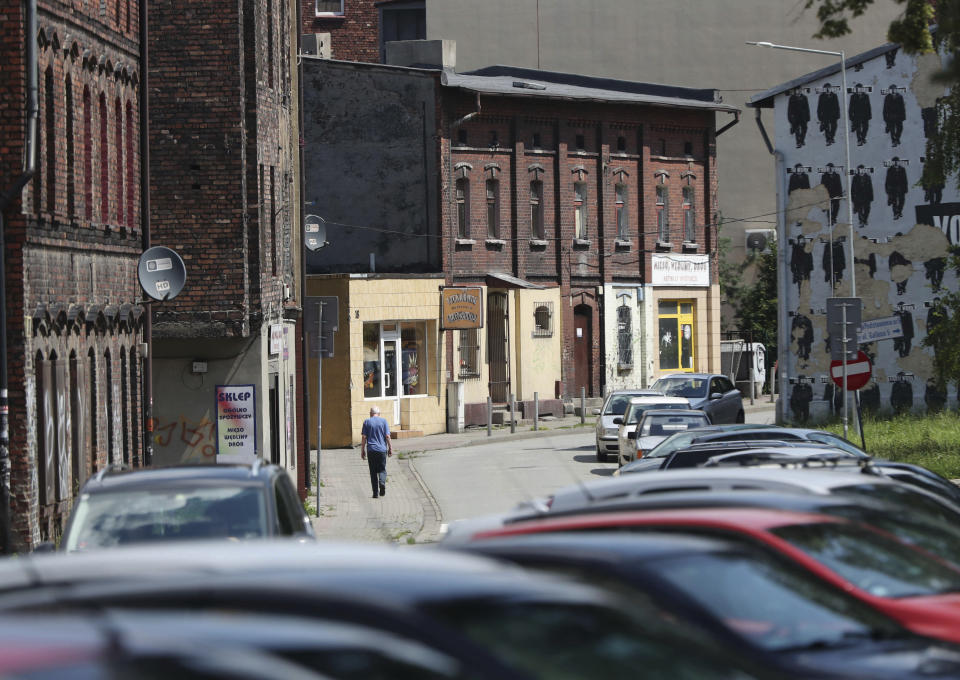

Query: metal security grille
[617,305,633,368]
[533,302,553,337]
[487,292,510,403]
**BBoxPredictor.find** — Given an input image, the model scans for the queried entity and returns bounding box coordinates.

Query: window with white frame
[617,304,632,368]
[574,182,588,239]
[533,302,553,337]
[316,0,343,15]
[656,184,669,242]
[683,185,695,242]
[458,328,480,377]
[615,183,628,240]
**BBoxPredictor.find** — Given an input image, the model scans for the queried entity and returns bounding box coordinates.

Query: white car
[625,409,711,467]
[592,389,663,462]
[615,396,692,465]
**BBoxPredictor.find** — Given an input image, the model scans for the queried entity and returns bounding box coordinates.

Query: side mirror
[612,417,623,425]
[591,408,601,416]
[33,541,56,553]
[710,392,723,400]
[627,430,638,440]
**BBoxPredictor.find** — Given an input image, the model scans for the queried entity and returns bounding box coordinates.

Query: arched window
[267,0,274,88]
[44,66,55,216]
[115,98,124,226]
[129,346,139,466]
[618,305,633,368]
[126,101,135,227]
[456,177,470,238]
[615,183,628,240]
[99,94,109,222]
[83,87,93,222]
[530,179,544,239]
[69,351,86,490]
[533,303,553,337]
[683,186,695,243]
[88,348,97,472]
[105,348,114,464]
[120,347,129,464]
[35,351,53,506]
[574,182,587,239]
[656,184,669,242]
[66,77,75,219]
[486,178,500,238]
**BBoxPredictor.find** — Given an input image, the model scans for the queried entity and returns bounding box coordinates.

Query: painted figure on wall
[925,379,947,412]
[885,158,908,220]
[885,47,898,69]
[789,381,813,422]
[890,376,914,413]
[925,258,946,290]
[791,314,814,361]
[820,164,844,224]
[860,382,881,413]
[893,306,914,357]
[787,88,810,148]
[882,85,906,147]
[788,164,810,193]
[889,250,912,295]
[851,165,873,227]
[849,84,871,146]
[822,239,846,288]
[790,237,814,295]
[855,252,878,279]
[817,83,841,146]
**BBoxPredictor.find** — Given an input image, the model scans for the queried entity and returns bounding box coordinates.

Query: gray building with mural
[750,42,958,423]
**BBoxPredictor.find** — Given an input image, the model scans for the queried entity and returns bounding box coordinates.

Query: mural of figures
[855,252,878,278]
[790,238,814,295]
[849,83,872,146]
[789,382,813,422]
[922,174,944,204]
[885,47,898,68]
[882,85,906,147]
[890,377,914,413]
[925,258,946,290]
[788,163,810,193]
[889,251,912,295]
[817,83,841,145]
[893,306,914,357]
[822,239,846,288]
[924,379,947,412]
[791,314,814,361]
[851,166,873,227]
[884,158,908,220]
[787,88,810,148]
[822,383,845,415]
[860,382,881,413]
[820,163,843,223]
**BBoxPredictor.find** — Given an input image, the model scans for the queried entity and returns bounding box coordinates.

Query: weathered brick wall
[301,0,379,63]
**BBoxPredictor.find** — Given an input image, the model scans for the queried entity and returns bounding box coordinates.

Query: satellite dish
[138,246,187,301]
[305,214,327,252]
[745,230,774,253]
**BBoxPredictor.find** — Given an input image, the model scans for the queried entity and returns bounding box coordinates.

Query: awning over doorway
[485,272,546,290]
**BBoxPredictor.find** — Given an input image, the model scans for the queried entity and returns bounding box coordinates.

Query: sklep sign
[215,384,257,461]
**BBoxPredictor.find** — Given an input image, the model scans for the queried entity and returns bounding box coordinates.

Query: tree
[731,245,780,364]
[921,245,960,390]
[804,0,960,189]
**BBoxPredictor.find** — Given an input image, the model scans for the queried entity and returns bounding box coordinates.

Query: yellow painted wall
[513,287,563,400]
[305,277,352,449]
[651,285,722,379]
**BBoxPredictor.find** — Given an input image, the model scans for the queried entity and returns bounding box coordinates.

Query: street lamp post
[748,40,858,434]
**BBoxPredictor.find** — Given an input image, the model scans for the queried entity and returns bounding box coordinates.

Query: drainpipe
[0,0,39,554]
[139,0,153,466]
[753,107,788,424]
[297,1,311,492]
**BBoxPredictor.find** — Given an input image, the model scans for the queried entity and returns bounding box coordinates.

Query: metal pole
[840,51,856,299]
[533,392,539,431]
[509,393,515,434]
[315,301,323,517]
[841,303,849,439]
[580,387,585,425]
[486,396,492,436]
[769,367,775,403]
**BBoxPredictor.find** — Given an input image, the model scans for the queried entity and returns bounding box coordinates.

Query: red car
[474,507,960,645]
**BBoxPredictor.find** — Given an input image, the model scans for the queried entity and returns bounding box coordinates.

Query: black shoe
[372,493,379,498]
[379,484,386,496]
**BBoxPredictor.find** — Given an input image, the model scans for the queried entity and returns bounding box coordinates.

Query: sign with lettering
[651,254,710,287]
[215,384,257,461]
[269,323,283,355]
[440,287,484,330]
[858,315,905,343]
[916,203,960,245]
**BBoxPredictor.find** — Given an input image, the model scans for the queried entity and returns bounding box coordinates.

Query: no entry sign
[830,351,872,391]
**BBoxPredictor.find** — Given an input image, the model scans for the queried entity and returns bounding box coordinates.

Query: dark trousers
[367,450,387,495]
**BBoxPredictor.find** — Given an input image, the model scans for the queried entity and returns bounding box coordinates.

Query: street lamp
[747,40,858,436]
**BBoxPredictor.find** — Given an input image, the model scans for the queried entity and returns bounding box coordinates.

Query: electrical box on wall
[192,361,208,374]
[301,33,331,59]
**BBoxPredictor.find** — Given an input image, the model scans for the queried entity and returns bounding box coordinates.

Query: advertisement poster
[216,384,257,462]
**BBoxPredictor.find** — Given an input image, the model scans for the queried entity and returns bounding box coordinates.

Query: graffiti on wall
[152,415,216,462]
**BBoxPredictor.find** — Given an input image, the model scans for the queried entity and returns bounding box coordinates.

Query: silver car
[592,389,662,462]
[650,373,744,424]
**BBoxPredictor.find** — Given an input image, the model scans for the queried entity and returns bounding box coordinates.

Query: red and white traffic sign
[830,350,872,391]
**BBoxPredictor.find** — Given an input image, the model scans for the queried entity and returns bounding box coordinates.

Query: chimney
[385,39,456,71]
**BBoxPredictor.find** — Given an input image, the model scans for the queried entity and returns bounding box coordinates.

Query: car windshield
[626,402,689,425]
[64,485,268,551]
[833,483,960,527]
[651,377,708,399]
[652,546,903,652]
[771,522,960,598]
[825,506,960,568]
[604,394,646,416]
[804,432,868,458]
[428,600,760,680]
[639,414,710,437]
[645,430,715,459]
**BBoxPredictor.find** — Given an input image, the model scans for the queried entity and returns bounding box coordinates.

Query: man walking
[361,406,392,498]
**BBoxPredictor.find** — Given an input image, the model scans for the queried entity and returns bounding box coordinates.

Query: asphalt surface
[308,399,778,544]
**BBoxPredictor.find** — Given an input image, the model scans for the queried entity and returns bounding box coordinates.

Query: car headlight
[604,427,618,437]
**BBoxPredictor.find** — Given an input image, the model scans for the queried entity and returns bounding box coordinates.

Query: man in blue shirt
[360,406,393,498]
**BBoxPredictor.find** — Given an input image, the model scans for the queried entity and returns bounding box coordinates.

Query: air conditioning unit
[301,33,331,59]
[745,229,776,253]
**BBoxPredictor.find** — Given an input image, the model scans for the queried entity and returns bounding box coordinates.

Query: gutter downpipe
[0,0,38,554]
[753,106,788,424]
[139,0,153,467]
[297,3,311,493]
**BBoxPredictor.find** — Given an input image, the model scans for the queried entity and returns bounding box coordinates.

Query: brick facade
[301,0,379,62]
[0,2,144,548]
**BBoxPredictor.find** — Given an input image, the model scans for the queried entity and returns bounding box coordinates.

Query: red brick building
[300,0,424,63]
[0,0,145,548]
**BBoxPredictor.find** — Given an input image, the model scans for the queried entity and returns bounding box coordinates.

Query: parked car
[51,460,313,552]
[454,531,960,680]
[470,507,960,646]
[615,396,693,464]
[623,409,711,467]
[617,441,859,474]
[0,540,778,680]
[593,388,663,461]
[650,373,744,424]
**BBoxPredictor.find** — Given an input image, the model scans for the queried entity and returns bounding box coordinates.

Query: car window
[771,522,960,598]
[640,414,710,437]
[805,432,866,457]
[274,479,298,535]
[833,483,960,526]
[626,402,689,424]
[64,486,268,551]
[651,378,706,399]
[604,395,635,416]
[647,431,706,458]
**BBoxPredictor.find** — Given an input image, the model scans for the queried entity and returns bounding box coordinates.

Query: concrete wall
[602,284,649,392]
[301,59,441,274]
[771,46,960,419]
[513,287,563,402]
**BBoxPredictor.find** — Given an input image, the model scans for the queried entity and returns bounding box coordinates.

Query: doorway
[381,325,401,423]
[269,374,280,465]
[487,292,510,403]
[573,305,593,397]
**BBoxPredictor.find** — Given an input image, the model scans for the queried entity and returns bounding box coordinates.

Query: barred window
[574,182,587,239]
[683,186,695,243]
[533,303,553,337]
[458,328,480,377]
[456,178,470,238]
[617,305,633,368]
[656,184,669,242]
[615,183,628,240]
[486,179,500,238]
[530,179,544,239]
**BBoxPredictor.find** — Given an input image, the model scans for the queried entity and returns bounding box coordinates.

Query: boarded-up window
[36,354,55,506]
[55,358,70,502]
[618,305,633,368]
[70,352,87,490]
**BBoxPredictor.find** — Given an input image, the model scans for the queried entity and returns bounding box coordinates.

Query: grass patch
[303,498,318,516]
[818,411,960,479]
[396,450,424,460]
[389,529,413,542]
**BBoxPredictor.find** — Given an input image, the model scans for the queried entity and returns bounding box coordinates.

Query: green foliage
[921,246,960,389]
[719,221,779,360]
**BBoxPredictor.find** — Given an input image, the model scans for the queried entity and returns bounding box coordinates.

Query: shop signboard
[651,254,710,287]
[215,384,257,461]
[440,286,483,330]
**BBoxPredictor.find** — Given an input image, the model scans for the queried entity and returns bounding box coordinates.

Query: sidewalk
[307,400,777,544]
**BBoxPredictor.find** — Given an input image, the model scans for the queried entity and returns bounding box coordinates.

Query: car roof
[655,373,721,380]
[605,388,663,397]
[640,409,708,418]
[627,396,690,405]
[80,462,280,492]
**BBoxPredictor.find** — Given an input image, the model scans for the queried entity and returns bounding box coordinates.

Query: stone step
[390,429,424,440]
